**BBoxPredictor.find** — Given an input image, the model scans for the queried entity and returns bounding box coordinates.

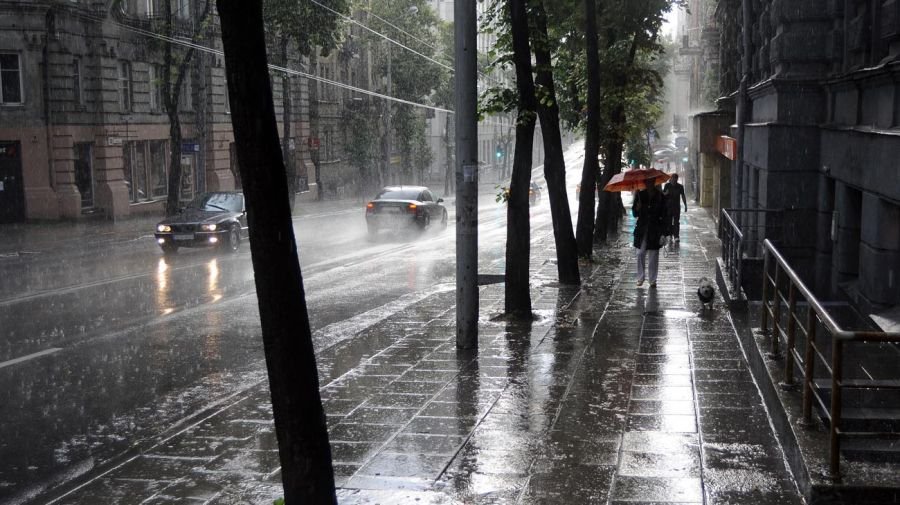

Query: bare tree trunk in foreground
[217,1,337,503]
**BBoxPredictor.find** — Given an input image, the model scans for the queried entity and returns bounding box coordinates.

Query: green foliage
[263,0,350,56]
[551,0,682,151]
[432,21,455,109]
[273,499,285,505]
[366,0,443,101]
[363,0,445,181]
[341,99,382,189]
[479,86,518,118]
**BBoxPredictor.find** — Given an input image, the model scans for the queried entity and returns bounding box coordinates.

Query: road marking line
[0,347,62,369]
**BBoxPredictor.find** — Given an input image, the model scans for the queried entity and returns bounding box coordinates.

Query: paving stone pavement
[47,208,803,505]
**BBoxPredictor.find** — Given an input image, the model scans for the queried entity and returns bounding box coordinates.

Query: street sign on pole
[455,0,478,349]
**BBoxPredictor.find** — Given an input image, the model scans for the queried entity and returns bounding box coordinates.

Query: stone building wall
[0,0,312,221]
[699,0,900,313]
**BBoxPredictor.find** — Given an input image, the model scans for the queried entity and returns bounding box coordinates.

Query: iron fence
[760,239,900,480]
[719,208,782,296]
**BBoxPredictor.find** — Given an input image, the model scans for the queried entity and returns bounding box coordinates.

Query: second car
[365,185,448,237]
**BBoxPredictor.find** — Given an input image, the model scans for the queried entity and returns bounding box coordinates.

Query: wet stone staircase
[811,378,900,463]
[732,303,900,505]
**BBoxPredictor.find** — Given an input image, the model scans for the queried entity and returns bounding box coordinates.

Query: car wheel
[440,210,448,230]
[418,214,430,231]
[161,242,178,255]
[225,225,240,253]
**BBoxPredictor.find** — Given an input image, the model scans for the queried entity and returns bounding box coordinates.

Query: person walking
[663,173,688,241]
[632,177,667,288]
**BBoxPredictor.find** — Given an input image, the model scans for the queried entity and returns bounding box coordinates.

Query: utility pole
[455,0,477,349]
[383,42,392,185]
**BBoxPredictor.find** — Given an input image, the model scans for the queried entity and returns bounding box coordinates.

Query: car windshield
[186,193,243,212]
[375,189,421,201]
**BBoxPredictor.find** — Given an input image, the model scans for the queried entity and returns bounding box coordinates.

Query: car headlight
[201,223,217,231]
[157,224,171,233]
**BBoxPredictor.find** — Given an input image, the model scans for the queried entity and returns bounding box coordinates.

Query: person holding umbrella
[632,176,668,288]
[603,168,671,288]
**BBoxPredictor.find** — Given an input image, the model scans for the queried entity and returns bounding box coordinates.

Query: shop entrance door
[74,142,94,210]
[0,141,25,223]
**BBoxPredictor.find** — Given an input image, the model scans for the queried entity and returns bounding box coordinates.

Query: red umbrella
[603,168,671,192]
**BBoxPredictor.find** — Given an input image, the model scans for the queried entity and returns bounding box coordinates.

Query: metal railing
[760,239,900,480]
[720,208,782,295]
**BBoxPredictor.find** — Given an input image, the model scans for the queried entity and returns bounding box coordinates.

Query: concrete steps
[729,304,900,505]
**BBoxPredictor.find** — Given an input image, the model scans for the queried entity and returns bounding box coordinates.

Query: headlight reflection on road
[207,258,223,303]
[156,258,173,315]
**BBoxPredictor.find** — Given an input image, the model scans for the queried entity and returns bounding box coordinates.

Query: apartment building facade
[692,0,900,314]
[0,0,313,222]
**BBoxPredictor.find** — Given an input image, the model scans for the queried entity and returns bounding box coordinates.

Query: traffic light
[495,146,504,159]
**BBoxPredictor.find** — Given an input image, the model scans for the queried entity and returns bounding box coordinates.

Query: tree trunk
[575,0,600,257]
[217,2,337,503]
[163,0,182,216]
[281,37,296,210]
[307,51,323,200]
[162,0,209,216]
[166,109,183,215]
[505,0,536,318]
[594,34,638,243]
[594,133,623,242]
[532,0,580,285]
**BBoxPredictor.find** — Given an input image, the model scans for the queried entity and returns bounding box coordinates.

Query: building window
[0,53,24,105]
[149,64,161,112]
[124,141,147,202]
[179,73,192,111]
[73,58,83,106]
[118,61,132,112]
[145,0,162,17]
[174,0,191,19]
[74,143,94,208]
[149,140,168,198]
[124,140,169,203]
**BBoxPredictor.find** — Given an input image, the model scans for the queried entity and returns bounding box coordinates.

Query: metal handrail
[720,208,781,295]
[720,209,745,291]
[759,238,900,480]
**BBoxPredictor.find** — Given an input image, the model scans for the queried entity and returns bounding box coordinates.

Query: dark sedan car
[154,192,248,254]
[365,186,448,237]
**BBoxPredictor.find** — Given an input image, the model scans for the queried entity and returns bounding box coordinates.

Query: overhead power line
[66,9,511,127]
[70,10,454,113]
[306,0,453,73]
[306,0,508,88]
[361,8,439,54]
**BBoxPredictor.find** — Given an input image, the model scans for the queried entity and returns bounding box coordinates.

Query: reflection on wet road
[0,148,585,503]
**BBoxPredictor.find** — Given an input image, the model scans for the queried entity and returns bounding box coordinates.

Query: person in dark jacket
[663,173,688,241]
[632,177,667,287]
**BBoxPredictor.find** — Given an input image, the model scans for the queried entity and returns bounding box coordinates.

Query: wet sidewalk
[45,208,802,505]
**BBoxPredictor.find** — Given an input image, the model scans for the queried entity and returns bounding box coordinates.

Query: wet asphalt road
[0,149,584,504]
